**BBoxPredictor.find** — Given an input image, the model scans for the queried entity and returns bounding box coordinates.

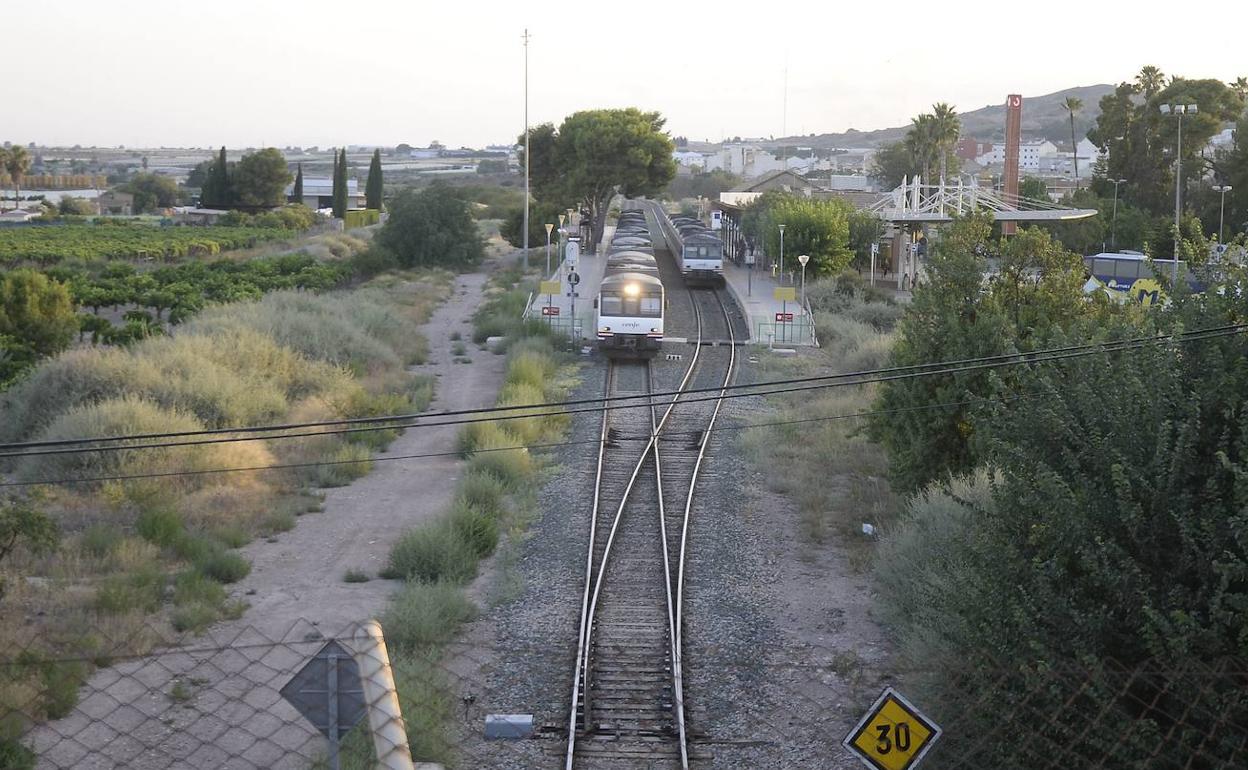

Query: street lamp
[797,254,810,308]
[1213,185,1233,244]
[544,222,554,274]
[778,223,786,283]
[1160,103,1198,284]
[1108,178,1127,251]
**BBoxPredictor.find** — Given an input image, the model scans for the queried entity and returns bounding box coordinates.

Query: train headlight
[624,283,640,297]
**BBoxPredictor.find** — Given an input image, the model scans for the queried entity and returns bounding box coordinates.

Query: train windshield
[600,290,663,317]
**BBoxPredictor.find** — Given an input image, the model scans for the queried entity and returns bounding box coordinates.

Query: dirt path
[30,271,509,770]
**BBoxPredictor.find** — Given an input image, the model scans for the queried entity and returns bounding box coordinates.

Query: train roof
[607,253,657,264]
[601,271,663,288]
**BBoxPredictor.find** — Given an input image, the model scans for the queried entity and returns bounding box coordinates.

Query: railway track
[564,205,738,768]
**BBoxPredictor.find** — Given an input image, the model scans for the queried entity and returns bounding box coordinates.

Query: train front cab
[596,273,664,358]
[681,234,724,286]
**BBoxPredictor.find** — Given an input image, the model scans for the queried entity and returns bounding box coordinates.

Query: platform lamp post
[1160,103,1197,284]
[1108,178,1127,251]
[797,254,810,308]
[778,223,786,283]
[1213,185,1233,244]
[544,222,554,275]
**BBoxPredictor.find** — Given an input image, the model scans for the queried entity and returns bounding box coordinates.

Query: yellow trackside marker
[773,286,796,302]
[843,687,941,770]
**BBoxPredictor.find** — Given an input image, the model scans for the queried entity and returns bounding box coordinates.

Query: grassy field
[0,269,451,746]
[740,274,901,562]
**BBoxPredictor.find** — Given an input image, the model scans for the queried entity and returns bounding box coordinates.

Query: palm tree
[3,146,31,211]
[1063,96,1083,181]
[905,113,937,185]
[930,102,961,184]
[1136,65,1165,97]
[1231,76,1248,102]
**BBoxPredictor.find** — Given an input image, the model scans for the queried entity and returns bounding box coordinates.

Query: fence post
[352,620,415,770]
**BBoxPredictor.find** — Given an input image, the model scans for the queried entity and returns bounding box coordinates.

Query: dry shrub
[15,397,274,492]
[187,290,410,373]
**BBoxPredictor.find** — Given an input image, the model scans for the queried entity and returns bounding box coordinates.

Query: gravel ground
[448,244,895,767]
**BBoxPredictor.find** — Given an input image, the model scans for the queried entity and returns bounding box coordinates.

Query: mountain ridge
[765,84,1116,150]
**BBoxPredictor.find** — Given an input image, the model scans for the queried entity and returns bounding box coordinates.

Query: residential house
[97,191,134,216]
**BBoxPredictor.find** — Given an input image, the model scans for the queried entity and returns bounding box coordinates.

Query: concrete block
[485,336,506,353]
[484,713,534,739]
[770,348,798,357]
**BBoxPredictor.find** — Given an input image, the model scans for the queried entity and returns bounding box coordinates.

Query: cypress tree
[292,162,303,203]
[365,149,383,211]
[209,146,230,208]
[332,148,348,218]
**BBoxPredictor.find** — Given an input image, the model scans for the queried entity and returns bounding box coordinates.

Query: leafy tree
[758,196,854,278]
[123,173,180,213]
[375,185,484,268]
[332,149,348,218]
[848,209,885,272]
[869,141,916,189]
[292,162,303,202]
[0,269,77,359]
[365,149,383,211]
[1063,95,1083,179]
[0,500,58,601]
[57,196,95,216]
[876,276,1248,767]
[522,108,676,249]
[1019,176,1049,202]
[870,214,1094,492]
[476,158,509,174]
[1089,72,1244,216]
[185,159,213,189]
[500,201,565,250]
[232,148,292,208]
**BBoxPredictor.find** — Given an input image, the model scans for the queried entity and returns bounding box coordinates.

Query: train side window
[1117,261,1141,281]
[1092,258,1116,276]
[640,295,662,317]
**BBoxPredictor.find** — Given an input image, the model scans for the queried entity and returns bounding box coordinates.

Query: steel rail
[564,202,702,769]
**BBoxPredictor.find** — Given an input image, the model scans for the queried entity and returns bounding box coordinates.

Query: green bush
[41,660,89,719]
[197,550,251,584]
[313,443,374,488]
[446,500,499,558]
[465,441,533,491]
[456,469,507,514]
[94,567,165,614]
[80,524,123,558]
[382,523,478,584]
[343,569,371,583]
[381,581,478,652]
[136,509,183,548]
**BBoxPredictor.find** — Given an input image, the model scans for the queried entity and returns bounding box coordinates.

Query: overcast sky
[8,0,1245,149]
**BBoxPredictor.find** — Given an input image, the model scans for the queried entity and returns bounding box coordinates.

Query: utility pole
[1160,103,1196,285]
[522,29,531,271]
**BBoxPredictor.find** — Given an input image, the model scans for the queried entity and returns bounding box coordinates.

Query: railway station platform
[721,256,816,346]
[523,225,613,343]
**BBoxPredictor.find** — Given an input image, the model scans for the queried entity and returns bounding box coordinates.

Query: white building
[975,140,1059,171]
[285,178,366,210]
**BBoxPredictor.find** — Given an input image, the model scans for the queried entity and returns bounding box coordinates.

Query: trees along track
[565,286,738,769]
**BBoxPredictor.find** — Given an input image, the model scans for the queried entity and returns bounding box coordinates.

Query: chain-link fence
[3,622,1245,769]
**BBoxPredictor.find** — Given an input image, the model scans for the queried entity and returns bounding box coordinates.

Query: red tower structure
[1003,94,1022,236]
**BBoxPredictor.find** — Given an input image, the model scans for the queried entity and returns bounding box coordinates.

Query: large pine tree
[332,149,348,218]
[365,149,383,211]
[292,162,303,203]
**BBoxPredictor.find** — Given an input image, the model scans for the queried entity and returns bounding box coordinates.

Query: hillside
[778,84,1115,150]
